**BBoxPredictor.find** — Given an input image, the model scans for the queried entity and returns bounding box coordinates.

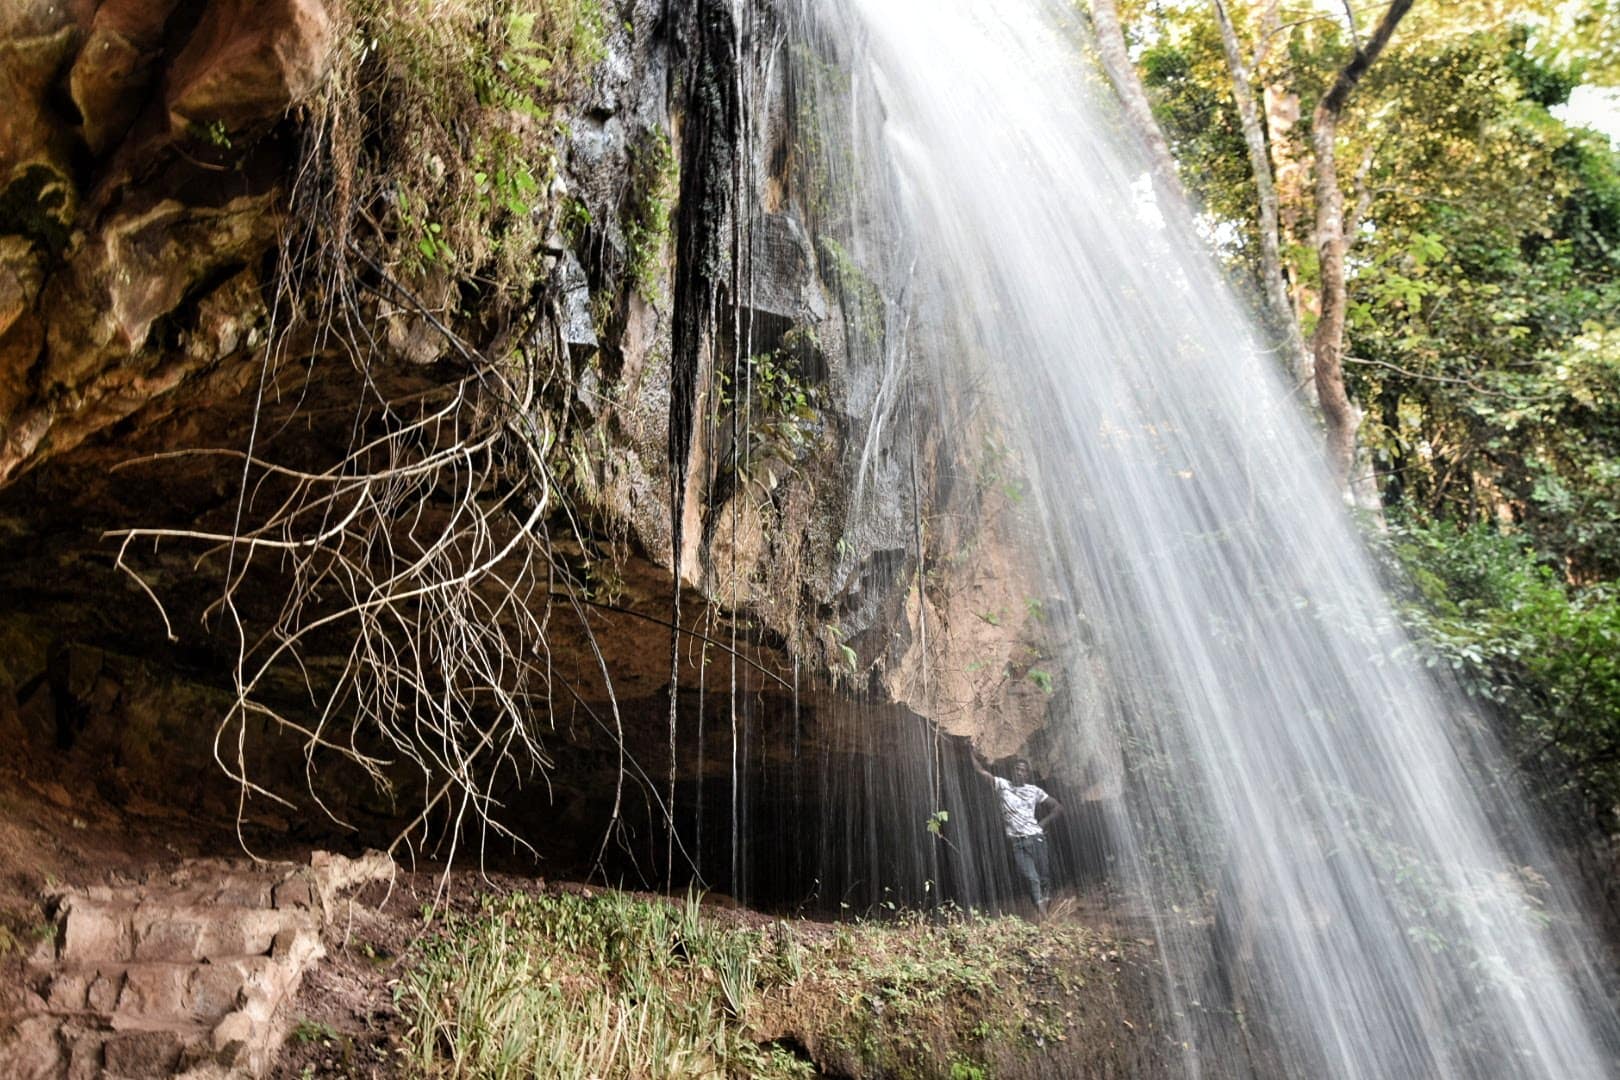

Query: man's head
[1011,758,1032,784]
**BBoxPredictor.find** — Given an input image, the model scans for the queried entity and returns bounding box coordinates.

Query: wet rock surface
[0,0,1068,913]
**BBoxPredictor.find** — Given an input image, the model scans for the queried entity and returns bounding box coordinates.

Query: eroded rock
[0,0,333,487]
[0,0,1072,921]
[165,0,333,135]
[71,0,183,156]
[0,23,77,192]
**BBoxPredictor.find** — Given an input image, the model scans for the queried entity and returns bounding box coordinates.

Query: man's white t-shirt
[994,776,1050,838]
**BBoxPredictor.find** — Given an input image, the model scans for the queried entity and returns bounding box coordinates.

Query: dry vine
[107,313,655,884]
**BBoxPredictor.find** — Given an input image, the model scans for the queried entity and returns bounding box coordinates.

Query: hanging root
[96,0,688,876]
[106,345,585,862]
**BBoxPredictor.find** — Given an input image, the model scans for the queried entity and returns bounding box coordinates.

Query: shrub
[1381,516,1620,828]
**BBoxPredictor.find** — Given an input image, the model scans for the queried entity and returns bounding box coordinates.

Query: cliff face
[0,0,1066,892]
[0,0,330,483]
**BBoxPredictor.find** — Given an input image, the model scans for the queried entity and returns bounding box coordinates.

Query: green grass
[398,889,1115,1079]
[398,889,811,1078]
[0,909,53,959]
[803,908,1095,1068]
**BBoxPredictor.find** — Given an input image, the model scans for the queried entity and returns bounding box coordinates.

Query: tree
[1309,0,1416,488]
[1114,0,1620,830]
[1210,0,1311,394]
[1089,0,1195,214]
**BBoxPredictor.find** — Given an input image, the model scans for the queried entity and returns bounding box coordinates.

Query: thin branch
[1343,356,1559,401]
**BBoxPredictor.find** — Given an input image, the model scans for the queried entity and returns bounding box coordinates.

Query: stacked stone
[6,851,389,1079]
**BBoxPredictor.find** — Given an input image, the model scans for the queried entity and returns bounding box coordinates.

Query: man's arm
[969,747,996,784]
[1036,793,1064,827]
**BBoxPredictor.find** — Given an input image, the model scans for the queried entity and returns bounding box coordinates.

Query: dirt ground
[0,762,486,1077]
[0,764,1173,1079]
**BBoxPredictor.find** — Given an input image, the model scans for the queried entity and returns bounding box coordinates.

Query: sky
[1557,84,1620,143]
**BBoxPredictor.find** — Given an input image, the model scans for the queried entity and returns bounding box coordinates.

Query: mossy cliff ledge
[0,0,1063,864]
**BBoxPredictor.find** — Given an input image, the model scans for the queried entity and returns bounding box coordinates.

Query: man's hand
[1036,796,1064,828]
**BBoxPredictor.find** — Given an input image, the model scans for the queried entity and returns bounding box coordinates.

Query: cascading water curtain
[791,0,1620,1076]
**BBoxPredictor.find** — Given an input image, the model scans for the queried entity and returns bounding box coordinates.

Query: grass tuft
[397,889,1123,1078]
[399,889,792,1077]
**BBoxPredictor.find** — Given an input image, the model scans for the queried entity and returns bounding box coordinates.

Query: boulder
[71,0,183,156]
[165,0,334,135]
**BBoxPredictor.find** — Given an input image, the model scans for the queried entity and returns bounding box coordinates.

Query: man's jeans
[1010,833,1050,908]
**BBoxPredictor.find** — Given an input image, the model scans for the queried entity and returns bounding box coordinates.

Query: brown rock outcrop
[0,0,333,487]
[71,0,183,155]
[165,0,333,134]
[0,0,1073,911]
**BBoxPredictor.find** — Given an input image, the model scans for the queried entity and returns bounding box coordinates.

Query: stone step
[14,1001,298,1078]
[6,849,390,1079]
[97,1022,213,1080]
[69,872,289,913]
[39,956,290,1024]
[57,901,318,965]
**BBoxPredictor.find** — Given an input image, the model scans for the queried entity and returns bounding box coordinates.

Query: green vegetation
[1379,517,1620,826]
[0,163,74,256]
[976,434,1032,507]
[1117,0,1620,839]
[823,623,860,675]
[398,888,1122,1079]
[1128,0,1619,540]
[716,338,825,503]
[400,889,805,1078]
[289,1019,342,1045]
[801,911,1098,1075]
[719,349,820,455]
[196,118,233,149]
[624,127,680,298]
[316,0,606,306]
[816,235,886,343]
[0,909,51,959]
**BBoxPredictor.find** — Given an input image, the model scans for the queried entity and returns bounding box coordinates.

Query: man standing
[971,750,1063,918]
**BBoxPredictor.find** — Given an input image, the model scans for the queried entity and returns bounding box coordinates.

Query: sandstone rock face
[0,0,1068,900]
[0,0,332,488]
[165,0,333,134]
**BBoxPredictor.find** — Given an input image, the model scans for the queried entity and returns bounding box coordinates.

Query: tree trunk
[1089,0,1191,215]
[1210,0,1310,389]
[1257,0,1312,335]
[1310,0,1414,489]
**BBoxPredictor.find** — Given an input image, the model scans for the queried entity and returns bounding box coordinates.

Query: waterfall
[791,0,1620,1075]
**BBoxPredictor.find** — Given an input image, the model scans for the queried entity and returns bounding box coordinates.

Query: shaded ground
[272,881,1172,1080]
[0,767,1172,1078]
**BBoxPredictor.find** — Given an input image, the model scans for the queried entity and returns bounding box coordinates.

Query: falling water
[786,0,1620,1076]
